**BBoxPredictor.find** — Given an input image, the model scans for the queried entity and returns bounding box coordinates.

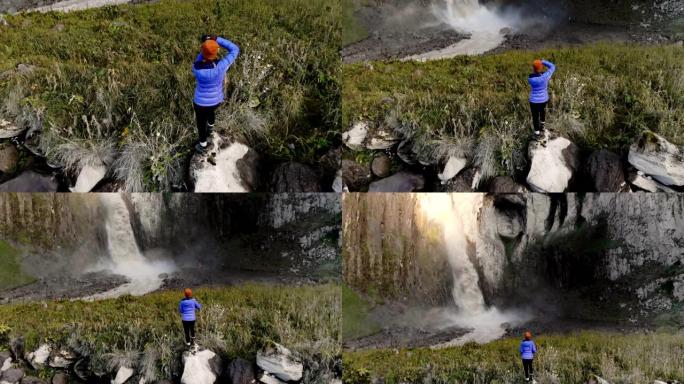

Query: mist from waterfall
[419,194,529,346]
[85,194,176,300]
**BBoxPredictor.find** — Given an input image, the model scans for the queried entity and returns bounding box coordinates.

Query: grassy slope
[0,283,340,378]
[0,240,34,290]
[0,0,340,191]
[343,44,684,179]
[344,330,684,383]
[341,0,369,46]
[342,284,380,340]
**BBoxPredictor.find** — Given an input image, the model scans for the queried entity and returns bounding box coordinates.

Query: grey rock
[20,376,45,384]
[269,162,321,193]
[526,136,580,192]
[1,368,24,384]
[628,131,684,186]
[371,154,391,178]
[342,159,371,191]
[0,171,59,192]
[443,168,479,192]
[368,172,425,192]
[9,338,24,361]
[488,176,527,193]
[50,373,67,384]
[256,343,302,382]
[226,358,255,384]
[585,149,625,192]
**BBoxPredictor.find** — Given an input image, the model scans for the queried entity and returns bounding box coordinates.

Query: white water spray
[406,0,521,60]
[84,194,175,300]
[419,194,529,346]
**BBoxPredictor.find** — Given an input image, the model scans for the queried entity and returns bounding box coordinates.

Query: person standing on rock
[179,288,202,348]
[528,59,556,141]
[520,331,537,383]
[192,34,240,154]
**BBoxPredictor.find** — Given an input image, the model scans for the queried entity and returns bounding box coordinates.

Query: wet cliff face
[343,193,684,316]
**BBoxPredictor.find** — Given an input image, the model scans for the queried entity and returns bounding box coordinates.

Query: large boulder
[526,136,580,192]
[190,134,259,193]
[26,344,50,370]
[368,172,425,192]
[342,122,400,151]
[256,343,303,382]
[437,156,467,182]
[0,171,59,192]
[180,349,222,384]
[0,120,25,139]
[341,160,371,191]
[0,368,24,384]
[0,143,19,174]
[628,171,675,192]
[628,131,684,186]
[71,163,107,192]
[226,358,255,384]
[488,176,527,193]
[585,149,626,192]
[269,162,321,192]
[342,121,368,151]
[111,366,134,384]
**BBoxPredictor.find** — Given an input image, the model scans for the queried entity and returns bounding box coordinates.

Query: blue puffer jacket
[528,60,556,104]
[178,298,202,321]
[192,37,240,107]
[520,340,537,360]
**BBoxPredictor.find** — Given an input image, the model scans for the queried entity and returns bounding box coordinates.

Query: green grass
[343,330,684,383]
[0,0,341,191]
[0,240,35,290]
[0,283,341,381]
[342,284,381,341]
[343,44,684,181]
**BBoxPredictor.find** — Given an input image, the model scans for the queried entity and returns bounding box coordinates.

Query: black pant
[530,102,547,133]
[193,103,219,143]
[522,359,534,379]
[182,320,196,344]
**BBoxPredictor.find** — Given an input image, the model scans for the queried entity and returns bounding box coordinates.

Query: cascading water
[406,0,521,60]
[419,194,529,346]
[84,194,176,300]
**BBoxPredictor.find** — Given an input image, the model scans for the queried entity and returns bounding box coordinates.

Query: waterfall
[419,194,529,346]
[84,194,176,300]
[406,0,520,60]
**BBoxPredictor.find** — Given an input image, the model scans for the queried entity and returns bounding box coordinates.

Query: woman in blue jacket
[520,331,537,382]
[192,35,240,154]
[528,59,556,138]
[179,288,202,347]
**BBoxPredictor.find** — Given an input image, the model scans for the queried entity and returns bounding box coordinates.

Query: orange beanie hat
[533,59,544,73]
[201,40,219,61]
[184,288,193,298]
[524,331,532,340]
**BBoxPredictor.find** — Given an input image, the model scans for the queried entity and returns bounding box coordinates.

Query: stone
[190,133,259,193]
[50,373,67,384]
[342,121,368,151]
[112,366,134,384]
[368,172,425,192]
[0,356,11,372]
[27,344,50,370]
[437,156,467,182]
[366,128,400,150]
[226,358,255,384]
[332,170,346,193]
[628,171,675,193]
[48,349,77,369]
[443,168,479,192]
[256,343,303,382]
[15,64,36,75]
[70,163,107,192]
[0,143,18,174]
[180,349,221,384]
[628,131,684,186]
[488,176,528,193]
[0,120,25,139]
[341,159,371,191]
[526,136,580,193]
[257,373,285,384]
[0,171,59,192]
[269,162,321,192]
[585,149,626,192]
[73,358,91,382]
[0,368,24,384]
[371,154,391,178]
[9,338,24,361]
[396,139,418,165]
